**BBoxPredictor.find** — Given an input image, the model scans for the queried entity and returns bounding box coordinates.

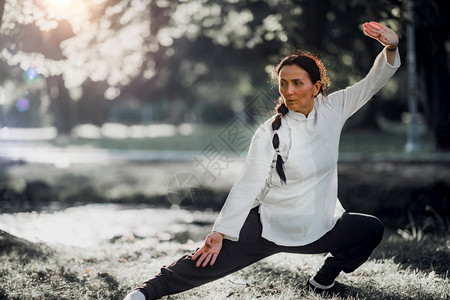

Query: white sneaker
[123,290,146,300]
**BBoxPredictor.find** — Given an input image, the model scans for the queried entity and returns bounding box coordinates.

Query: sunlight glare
[43,0,72,7]
[40,0,92,33]
[0,204,214,247]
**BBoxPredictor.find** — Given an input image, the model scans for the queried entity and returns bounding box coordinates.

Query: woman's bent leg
[311,213,384,285]
[282,212,384,286]
[135,208,279,300]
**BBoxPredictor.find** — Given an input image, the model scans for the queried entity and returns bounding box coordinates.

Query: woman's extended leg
[134,208,281,300]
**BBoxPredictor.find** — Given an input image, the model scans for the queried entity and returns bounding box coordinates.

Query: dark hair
[270,51,330,184]
[273,50,330,96]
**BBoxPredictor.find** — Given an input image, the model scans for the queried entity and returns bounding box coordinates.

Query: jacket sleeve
[331,48,401,122]
[212,122,274,241]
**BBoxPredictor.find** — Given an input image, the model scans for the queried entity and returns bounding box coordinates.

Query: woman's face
[278,65,321,117]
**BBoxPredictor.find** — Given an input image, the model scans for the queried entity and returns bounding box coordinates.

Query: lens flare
[23,68,39,83]
[16,98,30,112]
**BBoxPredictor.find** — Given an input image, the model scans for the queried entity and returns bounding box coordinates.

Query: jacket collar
[285,107,316,122]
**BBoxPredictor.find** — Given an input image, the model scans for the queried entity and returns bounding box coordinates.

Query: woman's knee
[370,216,384,240]
[344,213,384,247]
[357,214,384,249]
[370,216,384,246]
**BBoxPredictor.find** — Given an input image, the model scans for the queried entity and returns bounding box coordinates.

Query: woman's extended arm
[330,21,401,120]
[363,21,399,65]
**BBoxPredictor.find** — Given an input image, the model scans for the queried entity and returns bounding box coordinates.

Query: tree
[0,0,287,129]
[0,0,5,29]
[0,0,166,132]
[414,0,450,150]
[0,0,448,150]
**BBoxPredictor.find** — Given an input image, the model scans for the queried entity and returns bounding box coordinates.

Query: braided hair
[271,51,330,184]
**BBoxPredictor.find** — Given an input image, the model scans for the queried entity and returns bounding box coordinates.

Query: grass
[1,225,449,300]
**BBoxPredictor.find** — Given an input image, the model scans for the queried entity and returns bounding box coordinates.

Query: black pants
[137,208,384,299]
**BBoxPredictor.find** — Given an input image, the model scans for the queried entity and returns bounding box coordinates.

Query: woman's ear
[314,81,322,97]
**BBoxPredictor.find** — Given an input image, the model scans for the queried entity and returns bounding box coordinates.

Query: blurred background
[0,0,449,226]
[0,0,448,147]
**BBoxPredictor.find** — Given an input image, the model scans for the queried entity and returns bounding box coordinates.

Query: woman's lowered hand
[192,231,224,267]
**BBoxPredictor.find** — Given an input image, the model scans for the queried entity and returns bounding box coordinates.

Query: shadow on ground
[372,233,450,276]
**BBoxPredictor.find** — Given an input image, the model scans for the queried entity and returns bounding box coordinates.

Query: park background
[0,0,449,299]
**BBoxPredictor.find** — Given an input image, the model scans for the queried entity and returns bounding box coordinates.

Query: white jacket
[213,48,401,246]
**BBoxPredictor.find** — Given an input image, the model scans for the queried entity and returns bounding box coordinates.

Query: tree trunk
[0,0,5,29]
[429,39,450,150]
[416,0,450,150]
[47,76,77,134]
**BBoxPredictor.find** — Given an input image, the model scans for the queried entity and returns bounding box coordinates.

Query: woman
[124,21,400,300]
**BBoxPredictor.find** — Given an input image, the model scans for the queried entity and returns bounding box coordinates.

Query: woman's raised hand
[192,231,224,267]
[363,21,399,49]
